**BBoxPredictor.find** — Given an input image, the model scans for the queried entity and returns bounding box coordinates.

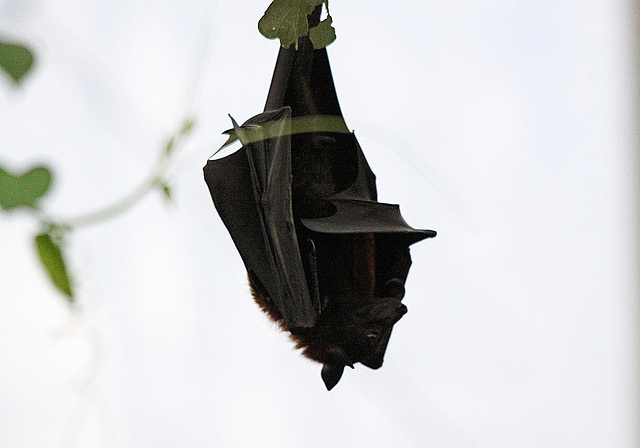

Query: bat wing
[299,135,435,372]
[302,199,436,243]
[301,137,437,244]
[261,31,433,247]
[204,107,318,333]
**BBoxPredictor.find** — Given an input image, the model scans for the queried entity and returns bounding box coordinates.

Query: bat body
[250,129,417,389]
[204,16,435,390]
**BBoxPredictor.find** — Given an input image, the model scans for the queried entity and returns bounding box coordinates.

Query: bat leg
[306,239,322,314]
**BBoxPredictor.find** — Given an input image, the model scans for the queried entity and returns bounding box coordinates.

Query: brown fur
[249,232,376,365]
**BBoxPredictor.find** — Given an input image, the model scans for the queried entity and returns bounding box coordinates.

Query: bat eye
[384,278,405,299]
[366,331,379,341]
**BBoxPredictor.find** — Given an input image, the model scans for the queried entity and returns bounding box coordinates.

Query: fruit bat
[203,9,436,390]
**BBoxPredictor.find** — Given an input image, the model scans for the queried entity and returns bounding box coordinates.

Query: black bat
[204,13,436,390]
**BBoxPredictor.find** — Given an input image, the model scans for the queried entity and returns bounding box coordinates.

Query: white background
[0,0,638,446]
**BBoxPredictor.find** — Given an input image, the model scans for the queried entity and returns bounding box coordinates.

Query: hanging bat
[204,19,436,390]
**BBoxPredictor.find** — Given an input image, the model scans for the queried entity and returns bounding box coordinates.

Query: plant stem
[41,156,171,231]
[33,116,194,232]
[59,174,160,229]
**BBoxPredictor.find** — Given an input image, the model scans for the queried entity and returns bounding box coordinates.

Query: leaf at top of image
[309,16,336,49]
[35,232,74,301]
[258,0,324,48]
[0,164,52,211]
[0,40,35,84]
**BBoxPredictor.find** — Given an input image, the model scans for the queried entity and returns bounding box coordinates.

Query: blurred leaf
[258,0,323,48]
[165,119,196,156]
[213,113,351,156]
[179,119,195,136]
[309,15,336,49]
[164,136,176,155]
[34,232,73,301]
[0,164,52,211]
[158,181,172,202]
[0,41,35,84]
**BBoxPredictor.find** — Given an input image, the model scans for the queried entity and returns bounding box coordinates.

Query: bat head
[342,298,407,365]
[316,297,407,390]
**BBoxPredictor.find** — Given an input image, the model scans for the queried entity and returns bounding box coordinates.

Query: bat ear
[321,364,345,391]
[321,346,354,390]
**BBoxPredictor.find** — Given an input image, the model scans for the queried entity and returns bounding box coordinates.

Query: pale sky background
[0,0,638,447]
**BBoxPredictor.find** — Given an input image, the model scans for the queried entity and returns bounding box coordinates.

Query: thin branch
[55,167,164,230]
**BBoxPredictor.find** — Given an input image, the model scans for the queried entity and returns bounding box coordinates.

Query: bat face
[338,298,408,365]
[250,270,409,391]
[320,299,407,390]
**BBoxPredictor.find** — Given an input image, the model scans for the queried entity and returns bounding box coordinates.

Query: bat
[204,13,436,390]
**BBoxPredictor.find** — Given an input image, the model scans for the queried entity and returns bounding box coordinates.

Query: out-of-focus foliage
[0,67,195,302]
[259,0,336,49]
[0,164,52,211]
[164,118,196,156]
[34,232,74,301]
[0,40,35,84]
[218,114,348,152]
[0,163,73,299]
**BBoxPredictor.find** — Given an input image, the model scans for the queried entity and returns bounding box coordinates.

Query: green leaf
[164,137,176,155]
[34,232,73,301]
[165,119,196,156]
[179,119,195,136]
[158,181,172,202]
[0,41,35,84]
[0,164,52,211]
[258,0,323,48]
[309,15,336,49]
[213,114,350,155]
